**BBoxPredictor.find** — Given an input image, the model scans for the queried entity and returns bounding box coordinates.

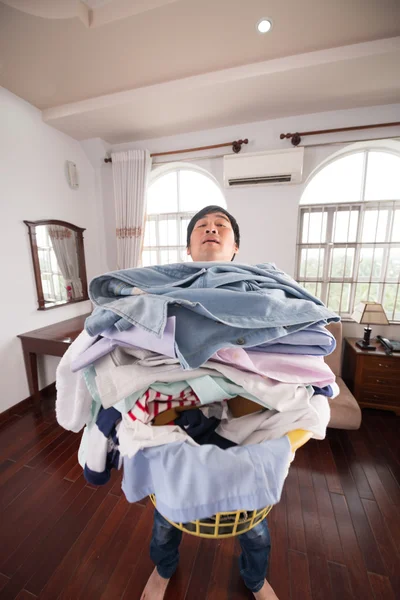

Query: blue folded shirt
[122,436,292,523]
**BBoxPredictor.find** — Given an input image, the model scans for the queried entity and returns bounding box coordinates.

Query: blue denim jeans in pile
[86,261,339,369]
[150,509,271,594]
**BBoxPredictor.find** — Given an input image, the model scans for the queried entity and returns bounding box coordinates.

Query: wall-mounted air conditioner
[223,147,304,188]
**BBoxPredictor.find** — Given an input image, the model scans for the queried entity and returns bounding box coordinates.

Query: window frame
[142,163,226,266]
[296,147,400,323]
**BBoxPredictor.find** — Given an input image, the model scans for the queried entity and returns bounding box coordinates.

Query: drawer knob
[378,363,389,368]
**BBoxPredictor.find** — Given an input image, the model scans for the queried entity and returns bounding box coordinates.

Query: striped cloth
[127,387,201,425]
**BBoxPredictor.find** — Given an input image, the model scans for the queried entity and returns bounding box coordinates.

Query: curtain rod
[300,133,400,149]
[104,138,248,163]
[150,134,400,165]
[280,121,400,146]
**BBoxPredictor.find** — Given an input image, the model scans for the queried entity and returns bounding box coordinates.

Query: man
[141,205,279,600]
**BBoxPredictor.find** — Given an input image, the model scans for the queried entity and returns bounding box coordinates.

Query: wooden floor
[0,396,399,600]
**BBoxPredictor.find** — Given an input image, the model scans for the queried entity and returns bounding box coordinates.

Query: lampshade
[351,301,389,325]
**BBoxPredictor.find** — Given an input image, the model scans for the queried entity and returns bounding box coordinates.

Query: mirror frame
[24,219,89,310]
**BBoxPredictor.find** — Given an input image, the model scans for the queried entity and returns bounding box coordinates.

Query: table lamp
[351,301,389,350]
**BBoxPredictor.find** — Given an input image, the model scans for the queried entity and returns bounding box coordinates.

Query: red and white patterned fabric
[127,387,200,425]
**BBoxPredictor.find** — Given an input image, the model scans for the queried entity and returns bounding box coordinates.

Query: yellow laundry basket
[150,429,312,539]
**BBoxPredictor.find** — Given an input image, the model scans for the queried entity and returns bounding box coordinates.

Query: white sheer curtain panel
[111,149,152,269]
[48,226,83,298]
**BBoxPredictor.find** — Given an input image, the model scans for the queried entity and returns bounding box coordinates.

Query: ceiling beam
[43,36,400,124]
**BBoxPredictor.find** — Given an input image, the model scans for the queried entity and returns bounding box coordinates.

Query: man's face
[187,212,239,262]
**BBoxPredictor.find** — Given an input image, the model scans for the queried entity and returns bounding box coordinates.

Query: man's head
[186,205,240,262]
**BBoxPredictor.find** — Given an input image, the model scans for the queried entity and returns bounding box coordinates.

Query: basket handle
[286,429,313,452]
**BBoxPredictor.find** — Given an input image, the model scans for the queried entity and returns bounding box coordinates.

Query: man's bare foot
[253,579,279,599]
[140,568,170,600]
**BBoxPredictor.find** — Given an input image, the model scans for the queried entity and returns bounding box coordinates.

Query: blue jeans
[150,509,271,593]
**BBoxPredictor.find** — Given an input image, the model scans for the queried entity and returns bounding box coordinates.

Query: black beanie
[186,205,240,251]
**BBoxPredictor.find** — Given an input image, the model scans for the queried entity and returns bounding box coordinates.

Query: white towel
[118,418,198,458]
[55,330,97,432]
[216,394,331,444]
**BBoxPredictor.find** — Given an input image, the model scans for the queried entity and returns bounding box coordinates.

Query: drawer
[361,390,400,406]
[361,383,399,398]
[362,356,399,373]
[363,373,400,387]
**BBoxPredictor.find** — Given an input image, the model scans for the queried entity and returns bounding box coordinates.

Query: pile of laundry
[56,262,340,523]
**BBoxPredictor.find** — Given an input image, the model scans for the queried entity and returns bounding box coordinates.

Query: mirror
[24,219,89,310]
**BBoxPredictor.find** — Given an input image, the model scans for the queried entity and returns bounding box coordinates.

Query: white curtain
[111,149,152,269]
[48,226,83,299]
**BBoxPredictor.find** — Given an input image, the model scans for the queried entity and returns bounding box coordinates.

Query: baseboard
[0,382,56,419]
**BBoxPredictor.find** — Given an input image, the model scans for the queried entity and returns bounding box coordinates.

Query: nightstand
[342,338,400,416]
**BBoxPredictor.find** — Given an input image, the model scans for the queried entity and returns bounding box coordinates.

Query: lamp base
[355,325,376,350]
[355,340,376,351]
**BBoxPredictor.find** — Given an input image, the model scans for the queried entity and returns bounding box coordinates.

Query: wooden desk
[18,313,90,407]
[342,337,400,416]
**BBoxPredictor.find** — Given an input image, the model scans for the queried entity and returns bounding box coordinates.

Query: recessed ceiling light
[257,19,272,34]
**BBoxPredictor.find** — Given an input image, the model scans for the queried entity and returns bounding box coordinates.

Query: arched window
[296,143,400,322]
[142,163,226,266]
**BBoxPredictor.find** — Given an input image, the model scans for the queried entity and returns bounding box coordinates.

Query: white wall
[96,102,400,340]
[0,87,106,413]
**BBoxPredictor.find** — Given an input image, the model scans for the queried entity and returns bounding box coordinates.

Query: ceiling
[1,0,400,143]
